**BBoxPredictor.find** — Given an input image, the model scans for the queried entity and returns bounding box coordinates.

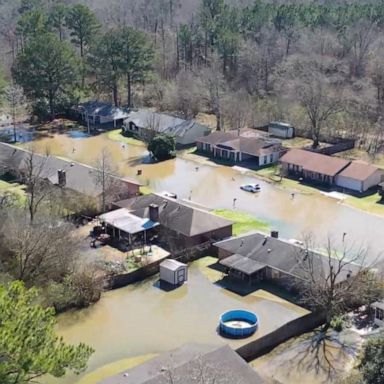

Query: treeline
[2,0,384,151]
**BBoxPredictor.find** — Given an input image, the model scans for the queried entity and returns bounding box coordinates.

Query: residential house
[72,101,130,127]
[280,148,350,185]
[123,109,211,145]
[335,161,384,193]
[268,121,295,139]
[371,301,384,327]
[214,231,361,288]
[196,129,283,166]
[379,182,384,199]
[280,148,384,192]
[99,343,265,384]
[0,142,140,200]
[112,193,233,250]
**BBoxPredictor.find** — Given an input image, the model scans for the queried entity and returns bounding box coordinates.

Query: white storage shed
[159,259,188,285]
[268,122,294,139]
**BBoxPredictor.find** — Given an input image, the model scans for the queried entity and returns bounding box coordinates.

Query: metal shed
[159,259,188,285]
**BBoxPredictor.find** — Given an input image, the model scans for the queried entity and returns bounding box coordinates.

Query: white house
[159,259,188,285]
[268,122,295,139]
[336,161,384,193]
[371,301,384,327]
[123,109,211,145]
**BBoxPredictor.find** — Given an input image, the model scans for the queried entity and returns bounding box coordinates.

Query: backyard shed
[268,122,294,138]
[160,259,188,285]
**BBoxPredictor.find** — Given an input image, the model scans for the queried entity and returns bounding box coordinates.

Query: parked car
[240,184,261,193]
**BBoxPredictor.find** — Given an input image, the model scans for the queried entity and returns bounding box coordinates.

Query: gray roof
[215,232,361,283]
[371,301,384,310]
[114,194,232,237]
[99,208,159,234]
[0,143,140,197]
[73,101,130,120]
[125,109,210,138]
[160,259,186,271]
[98,344,265,384]
[220,253,266,275]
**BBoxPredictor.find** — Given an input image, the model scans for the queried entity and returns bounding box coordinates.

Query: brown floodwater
[24,130,384,262]
[43,258,307,383]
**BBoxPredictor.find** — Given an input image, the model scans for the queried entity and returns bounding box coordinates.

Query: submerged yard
[45,257,308,383]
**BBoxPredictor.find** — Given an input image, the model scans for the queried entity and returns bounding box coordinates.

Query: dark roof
[0,143,140,197]
[280,149,350,177]
[197,130,281,157]
[220,253,266,275]
[73,101,130,120]
[215,232,361,283]
[98,344,265,384]
[125,109,210,138]
[337,161,382,181]
[114,194,232,237]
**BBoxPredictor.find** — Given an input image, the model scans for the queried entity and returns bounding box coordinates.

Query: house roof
[160,259,186,271]
[220,253,266,275]
[198,130,281,157]
[114,194,232,237]
[73,101,130,120]
[215,232,361,283]
[125,109,210,138]
[98,344,265,384]
[371,301,384,311]
[99,208,159,234]
[337,161,382,181]
[280,149,350,177]
[0,143,140,197]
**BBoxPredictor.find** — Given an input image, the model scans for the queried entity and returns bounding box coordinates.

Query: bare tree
[200,60,227,131]
[222,89,252,131]
[295,234,383,337]
[4,84,25,143]
[94,148,120,212]
[0,210,77,284]
[21,149,53,223]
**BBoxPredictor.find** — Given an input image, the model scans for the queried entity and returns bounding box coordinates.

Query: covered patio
[98,208,159,250]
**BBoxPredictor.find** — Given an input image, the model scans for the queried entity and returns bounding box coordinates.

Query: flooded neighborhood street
[24,130,384,262]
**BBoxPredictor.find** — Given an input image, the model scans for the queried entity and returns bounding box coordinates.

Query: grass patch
[140,185,153,195]
[0,179,27,206]
[107,129,145,147]
[213,209,269,236]
[345,193,384,216]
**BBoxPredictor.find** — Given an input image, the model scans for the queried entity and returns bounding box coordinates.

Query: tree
[66,4,100,58]
[116,26,153,107]
[148,134,176,161]
[94,148,120,212]
[0,281,93,384]
[49,4,69,41]
[0,210,77,284]
[357,336,384,384]
[4,84,25,143]
[16,10,49,48]
[295,234,383,337]
[13,33,79,119]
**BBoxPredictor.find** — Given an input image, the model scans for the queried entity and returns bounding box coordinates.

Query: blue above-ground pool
[219,310,258,338]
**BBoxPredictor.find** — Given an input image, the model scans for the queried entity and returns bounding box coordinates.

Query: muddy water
[24,131,384,261]
[44,259,307,383]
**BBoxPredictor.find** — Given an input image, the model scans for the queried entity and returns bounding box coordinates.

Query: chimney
[149,204,159,222]
[58,169,66,187]
[271,230,279,239]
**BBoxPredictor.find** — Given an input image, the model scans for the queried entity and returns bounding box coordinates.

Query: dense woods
[1,0,384,151]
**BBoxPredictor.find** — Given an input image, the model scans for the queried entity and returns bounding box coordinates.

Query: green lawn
[345,193,384,216]
[213,209,269,236]
[0,179,27,206]
[107,129,145,147]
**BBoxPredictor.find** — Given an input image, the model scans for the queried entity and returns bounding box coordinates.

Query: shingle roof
[337,161,382,181]
[73,101,130,120]
[98,344,265,384]
[114,194,232,237]
[0,143,140,197]
[198,130,281,157]
[215,232,361,283]
[125,109,210,138]
[280,149,350,177]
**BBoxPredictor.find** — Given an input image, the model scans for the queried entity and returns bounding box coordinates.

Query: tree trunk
[80,41,85,88]
[48,90,55,120]
[113,84,119,107]
[127,73,131,108]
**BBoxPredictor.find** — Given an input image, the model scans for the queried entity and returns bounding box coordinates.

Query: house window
[377,308,384,320]
[264,155,267,163]
[270,154,273,163]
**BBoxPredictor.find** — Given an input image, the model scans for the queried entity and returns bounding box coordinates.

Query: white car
[240,183,261,193]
